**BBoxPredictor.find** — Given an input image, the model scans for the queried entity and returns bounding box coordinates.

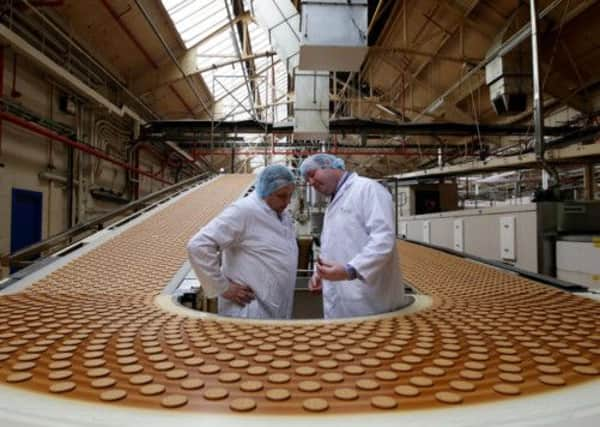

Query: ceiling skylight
[161,0,290,123]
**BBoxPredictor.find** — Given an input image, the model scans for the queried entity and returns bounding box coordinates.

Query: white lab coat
[187,192,298,319]
[320,173,407,319]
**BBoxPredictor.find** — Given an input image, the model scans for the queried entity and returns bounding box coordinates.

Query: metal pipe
[18,0,157,120]
[0,23,146,123]
[66,142,74,228]
[0,111,172,185]
[530,0,544,161]
[529,0,560,190]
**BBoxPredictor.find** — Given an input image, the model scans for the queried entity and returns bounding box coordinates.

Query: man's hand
[221,282,255,306]
[316,259,350,281]
[308,274,322,293]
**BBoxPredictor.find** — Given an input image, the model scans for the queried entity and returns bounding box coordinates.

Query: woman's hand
[222,282,255,306]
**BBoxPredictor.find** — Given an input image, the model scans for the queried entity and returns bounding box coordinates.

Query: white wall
[399,204,539,273]
[0,49,169,278]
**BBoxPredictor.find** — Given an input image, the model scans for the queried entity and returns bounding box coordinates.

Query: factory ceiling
[3,0,600,177]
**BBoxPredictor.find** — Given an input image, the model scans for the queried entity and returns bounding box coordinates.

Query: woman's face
[264,184,295,214]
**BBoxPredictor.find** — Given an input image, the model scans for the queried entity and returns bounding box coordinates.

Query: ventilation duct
[251,0,329,136]
[251,0,300,70]
[299,0,368,71]
[485,54,531,115]
[485,10,532,116]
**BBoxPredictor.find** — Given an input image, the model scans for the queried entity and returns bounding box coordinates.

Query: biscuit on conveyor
[49,381,76,393]
[493,383,521,395]
[449,380,475,391]
[334,387,359,400]
[180,378,204,390]
[394,385,420,397]
[100,389,128,401]
[240,380,263,392]
[435,391,463,404]
[122,364,143,374]
[356,379,379,390]
[298,380,321,392]
[203,387,229,400]
[409,376,433,387]
[574,366,599,375]
[91,378,116,388]
[538,375,566,386]
[230,398,257,412]
[129,374,153,385]
[140,384,166,396]
[6,372,32,383]
[303,398,329,412]
[265,388,291,401]
[322,372,344,383]
[161,394,188,408]
[246,358,269,371]
[371,396,397,409]
[48,370,72,380]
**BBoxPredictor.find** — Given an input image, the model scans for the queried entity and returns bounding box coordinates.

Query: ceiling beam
[391,138,600,179]
[131,49,275,96]
[385,0,481,111]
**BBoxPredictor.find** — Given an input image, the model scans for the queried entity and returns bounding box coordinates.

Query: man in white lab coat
[187,165,298,319]
[300,154,408,319]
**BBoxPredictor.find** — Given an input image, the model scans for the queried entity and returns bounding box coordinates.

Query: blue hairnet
[256,165,295,198]
[299,154,345,178]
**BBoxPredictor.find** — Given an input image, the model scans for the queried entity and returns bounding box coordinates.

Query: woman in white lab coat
[187,165,298,319]
[300,154,408,319]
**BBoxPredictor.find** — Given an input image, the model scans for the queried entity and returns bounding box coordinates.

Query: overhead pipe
[0,111,172,185]
[529,0,559,189]
[190,149,468,157]
[0,24,145,123]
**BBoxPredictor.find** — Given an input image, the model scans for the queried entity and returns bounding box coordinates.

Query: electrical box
[556,201,600,233]
[59,95,76,115]
[500,216,516,261]
[453,219,464,252]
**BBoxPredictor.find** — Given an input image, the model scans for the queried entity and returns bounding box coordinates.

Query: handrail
[1,173,213,268]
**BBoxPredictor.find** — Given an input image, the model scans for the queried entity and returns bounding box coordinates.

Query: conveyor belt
[0,174,598,418]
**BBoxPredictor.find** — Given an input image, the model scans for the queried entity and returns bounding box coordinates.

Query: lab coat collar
[251,191,288,222]
[329,172,356,207]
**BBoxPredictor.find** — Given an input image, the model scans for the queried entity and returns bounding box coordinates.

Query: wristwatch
[344,264,358,280]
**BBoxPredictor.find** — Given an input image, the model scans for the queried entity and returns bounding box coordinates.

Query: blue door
[10,188,43,271]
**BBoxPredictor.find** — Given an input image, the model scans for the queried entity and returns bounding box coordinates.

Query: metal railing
[1,173,213,269]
